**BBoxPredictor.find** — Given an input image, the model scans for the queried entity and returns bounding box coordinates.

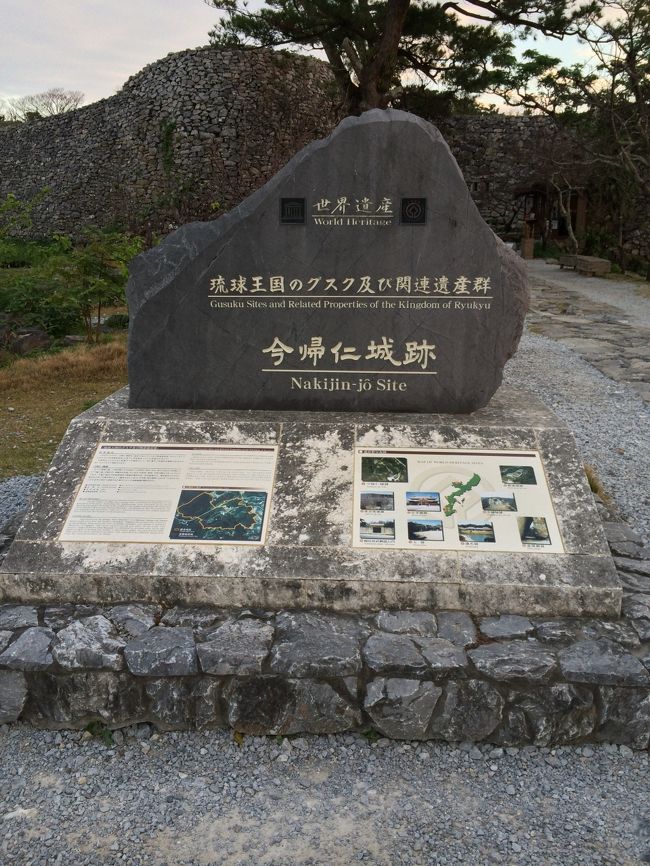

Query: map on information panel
[353,447,564,553]
[59,443,278,546]
[170,490,267,542]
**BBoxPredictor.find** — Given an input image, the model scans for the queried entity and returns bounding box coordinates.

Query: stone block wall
[0,46,339,236]
[1,46,648,261]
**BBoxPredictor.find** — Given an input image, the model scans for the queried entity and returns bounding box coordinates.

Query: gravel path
[527,260,650,327]
[503,331,650,540]
[1,725,648,866]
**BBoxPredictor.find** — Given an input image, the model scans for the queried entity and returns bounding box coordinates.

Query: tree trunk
[357,0,411,112]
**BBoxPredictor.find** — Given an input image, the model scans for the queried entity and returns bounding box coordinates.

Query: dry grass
[584,462,613,506]
[0,337,127,478]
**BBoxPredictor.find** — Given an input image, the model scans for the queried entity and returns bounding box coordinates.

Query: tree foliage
[493,0,649,195]
[490,0,649,265]
[206,0,598,113]
[3,88,84,122]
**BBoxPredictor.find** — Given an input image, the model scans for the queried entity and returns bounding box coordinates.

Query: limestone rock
[23,673,145,726]
[0,605,38,630]
[0,671,27,723]
[376,611,437,636]
[364,678,441,739]
[53,616,125,671]
[436,612,477,648]
[198,618,274,675]
[270,612,362,678]
[145,677,222,730]
[363,633,428,677]
[109,604,160,638]
[416,638,468,676]
[469,641,558,683]
[0,627,54,671]
[622,594,650,641]
[44,605,102,631]
[429,681,505,741]
[596,686,650,749]
[558,639,650,686]
[479,615,533,640]
[124,626,198,676]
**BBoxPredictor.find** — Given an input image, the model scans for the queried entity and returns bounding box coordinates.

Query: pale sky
[0,0,218,105]
[1,0,584,109]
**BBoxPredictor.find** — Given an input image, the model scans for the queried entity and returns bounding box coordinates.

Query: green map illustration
[170,489,267,542]
[443,473,481,517]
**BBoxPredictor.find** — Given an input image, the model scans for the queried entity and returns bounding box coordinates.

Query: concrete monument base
[0,387,620,617]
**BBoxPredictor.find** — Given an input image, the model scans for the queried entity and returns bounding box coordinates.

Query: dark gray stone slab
[0,630,13,654]
[416,638,468,675]
[128,110,528,414]
[479,615,534,639]
[435,611,477,648]
[468,641,558,683]
[22,672,145,726]
[52,616,125,671]
[124,627,198,676]
[533,619,582,644]
[0,671,27,723]
[161,606,222,630]
[596,687,650,749]
[363,633,428,677]
[0,627,54,671]
[270,612,363,678]
[108,604,160,639]
[44,604,102,631]
[497,685,595,747]
[581,619,640,648]
[622,594,650,640]
[145,677,222,730]
[198,618,274,675]
[558,639,650,686]
[225,676,359,735]
[365,678,441,739]
[429,680,504,741]
[0,605,38,630]
[376,611,437,636]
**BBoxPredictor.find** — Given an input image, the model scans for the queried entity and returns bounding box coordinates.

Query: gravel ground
[0,725,648,866]
[503,330,650,540]
[0,474,43,530]
[527,260,650,327]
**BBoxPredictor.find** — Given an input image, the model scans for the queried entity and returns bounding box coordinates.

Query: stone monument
[128,110,528,414]
[0,110,619,619]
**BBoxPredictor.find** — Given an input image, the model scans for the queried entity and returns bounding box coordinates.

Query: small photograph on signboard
[361,456,408,483]
[405,491,441,512]
[360,492,395,512]
[408,518,444,542]
[458,520,496,543]
[360,517,396,539]
[500,465,537,485]
[170,489,267,542]
[518,516,551,545]
[481,491,517,513]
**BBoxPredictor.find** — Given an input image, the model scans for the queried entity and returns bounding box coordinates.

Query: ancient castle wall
[1,46,647,261]
[0,47,339,237]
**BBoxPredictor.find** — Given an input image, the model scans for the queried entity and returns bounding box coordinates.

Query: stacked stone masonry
[2,45,648,260]
[0,521,648,746]
[0,47,339,237]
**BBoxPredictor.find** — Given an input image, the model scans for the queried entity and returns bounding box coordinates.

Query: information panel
[353,447,564,553]
[60,443,278,545]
